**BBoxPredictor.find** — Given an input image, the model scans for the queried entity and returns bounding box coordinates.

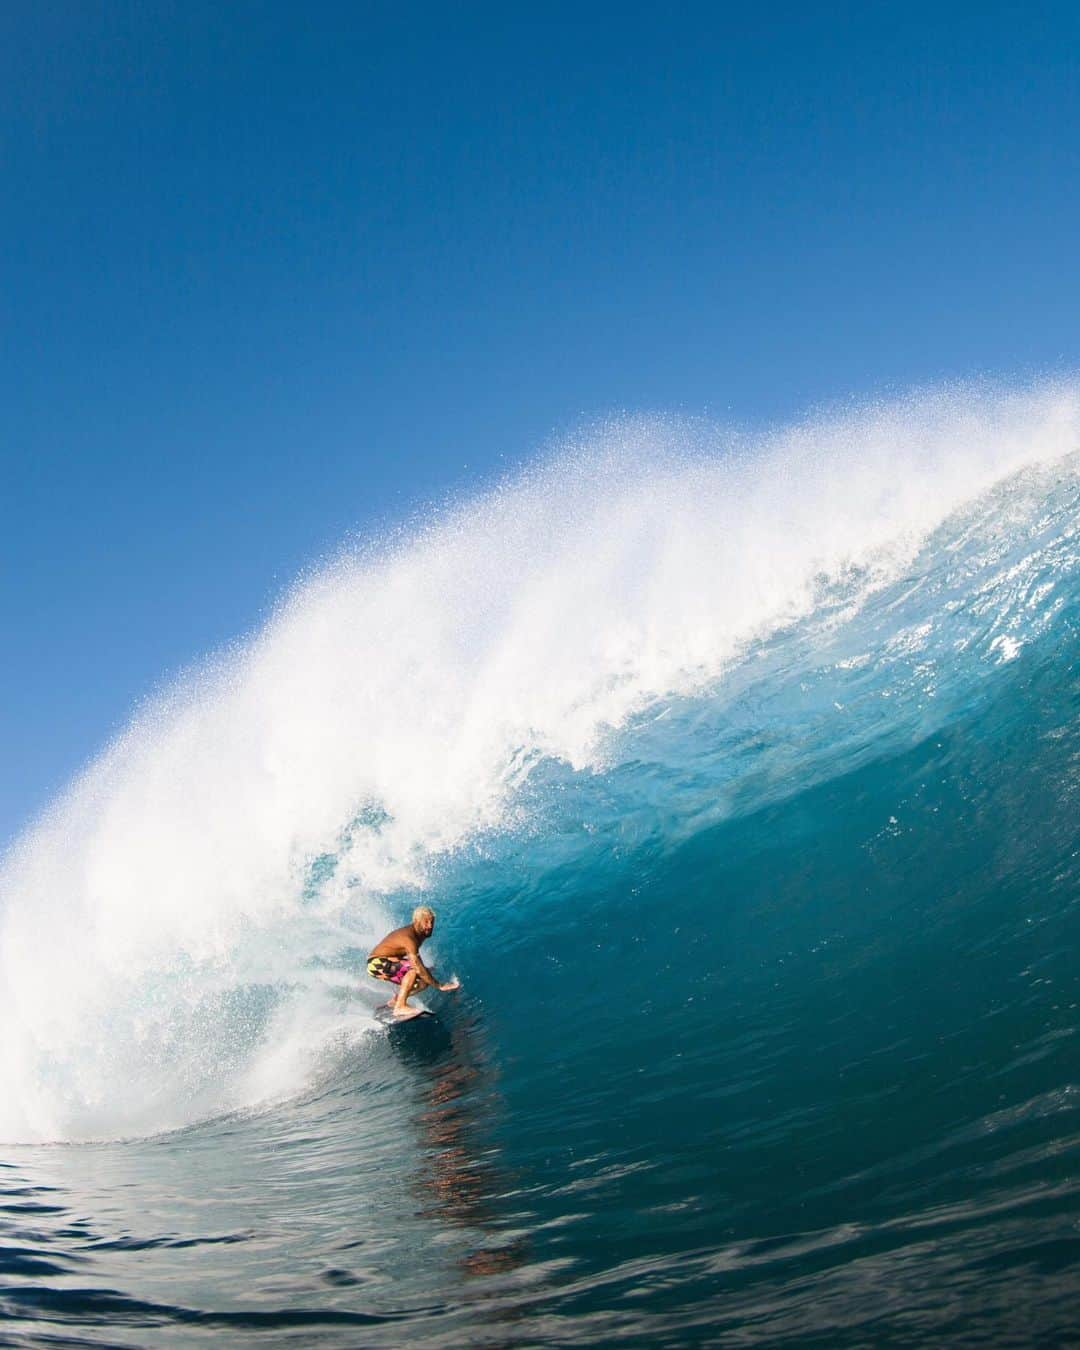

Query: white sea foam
[2,380,1078,1142]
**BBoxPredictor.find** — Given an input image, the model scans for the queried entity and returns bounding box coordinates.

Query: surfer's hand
[440,978,460,992]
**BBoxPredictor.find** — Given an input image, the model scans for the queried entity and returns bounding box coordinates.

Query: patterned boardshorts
[367,955,414,985]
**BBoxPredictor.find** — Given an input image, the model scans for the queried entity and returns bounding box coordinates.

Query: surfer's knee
[394,969,418,1004]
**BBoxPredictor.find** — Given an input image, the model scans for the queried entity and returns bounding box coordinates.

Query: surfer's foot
[392,1006,424,1020]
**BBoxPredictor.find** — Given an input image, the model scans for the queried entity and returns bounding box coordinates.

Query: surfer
[367,906,460,1020]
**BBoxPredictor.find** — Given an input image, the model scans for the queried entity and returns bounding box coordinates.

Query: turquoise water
[2,388,1079,1344]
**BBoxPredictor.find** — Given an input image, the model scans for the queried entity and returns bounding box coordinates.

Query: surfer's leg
[368,956,400,1005]
[392,967,419,1014]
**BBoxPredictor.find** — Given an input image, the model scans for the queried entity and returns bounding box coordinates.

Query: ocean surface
[2,384,1079,1346]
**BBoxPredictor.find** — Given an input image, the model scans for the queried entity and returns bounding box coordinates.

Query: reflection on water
[382,1005,529,1280]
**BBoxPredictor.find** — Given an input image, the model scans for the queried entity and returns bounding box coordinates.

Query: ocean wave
[2,378,1079,1144]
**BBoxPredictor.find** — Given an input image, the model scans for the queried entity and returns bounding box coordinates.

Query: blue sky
[3,1,1078,845]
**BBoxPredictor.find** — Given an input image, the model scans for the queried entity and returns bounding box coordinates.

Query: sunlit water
[3,384,1079,1345]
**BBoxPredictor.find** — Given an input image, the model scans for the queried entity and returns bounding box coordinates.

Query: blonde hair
[412,905,436,926]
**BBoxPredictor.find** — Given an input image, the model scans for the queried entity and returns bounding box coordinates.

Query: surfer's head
[412,905,436,936]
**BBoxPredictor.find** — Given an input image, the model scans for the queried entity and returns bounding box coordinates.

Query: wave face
[2,382,1079,1344]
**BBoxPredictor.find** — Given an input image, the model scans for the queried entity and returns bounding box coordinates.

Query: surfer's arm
[404,938,458,992]
[413,959,439,990]
[415,962,459,991]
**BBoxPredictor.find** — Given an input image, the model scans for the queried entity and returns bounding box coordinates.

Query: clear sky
[3,1,1078,846]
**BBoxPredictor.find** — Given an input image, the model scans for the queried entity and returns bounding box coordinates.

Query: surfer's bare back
[367,906,460,1020]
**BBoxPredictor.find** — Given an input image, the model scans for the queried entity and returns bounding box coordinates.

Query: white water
[3,381,1078,1142]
